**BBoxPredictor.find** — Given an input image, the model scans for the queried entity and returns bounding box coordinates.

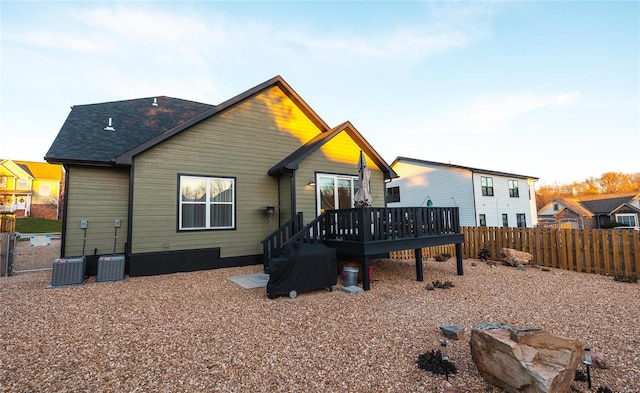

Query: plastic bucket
[343,266,359,287]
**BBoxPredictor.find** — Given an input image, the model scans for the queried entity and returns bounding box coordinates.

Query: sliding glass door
[316,174,358,215]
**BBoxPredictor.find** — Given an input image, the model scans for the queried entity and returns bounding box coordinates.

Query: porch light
[265,205,275,215]
[582,346,592,389]
[308,179,316,186]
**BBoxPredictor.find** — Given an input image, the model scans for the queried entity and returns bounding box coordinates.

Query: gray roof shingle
[45,96,213,164]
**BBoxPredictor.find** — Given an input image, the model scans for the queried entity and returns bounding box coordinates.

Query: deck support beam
[414,248,424,282]
[455,243,463,275]
[361,256,370,290]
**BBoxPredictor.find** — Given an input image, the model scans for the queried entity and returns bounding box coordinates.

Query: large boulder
[501,248,534,266]
[470,323,583,393]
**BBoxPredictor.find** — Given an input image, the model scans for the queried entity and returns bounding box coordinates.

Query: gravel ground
[1,242,639,392]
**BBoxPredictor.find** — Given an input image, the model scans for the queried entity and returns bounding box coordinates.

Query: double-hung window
[516,213,526,228]
[502,214,509,227]
[508,180,519,197]
[179,175,235,230]
[481,176,494,196]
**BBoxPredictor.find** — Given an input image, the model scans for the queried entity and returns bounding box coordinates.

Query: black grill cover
[267,242,337,298]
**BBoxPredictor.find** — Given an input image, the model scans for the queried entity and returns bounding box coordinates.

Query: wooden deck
[262,207,464,290]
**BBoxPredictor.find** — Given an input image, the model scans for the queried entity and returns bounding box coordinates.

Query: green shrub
[613,273,638,283]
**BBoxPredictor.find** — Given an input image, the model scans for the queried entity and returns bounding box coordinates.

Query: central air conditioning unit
[50,256,86,287]
[96,255,126,282]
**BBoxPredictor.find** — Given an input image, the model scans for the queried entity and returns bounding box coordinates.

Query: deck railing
[261,212,304,266]
[317,206,460,242]
[262,207,461,265]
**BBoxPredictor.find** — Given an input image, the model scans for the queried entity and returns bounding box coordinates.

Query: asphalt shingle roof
[45,96,213,164]
[579,195,638,215]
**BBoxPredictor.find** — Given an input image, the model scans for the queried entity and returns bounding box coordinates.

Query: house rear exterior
[45,76,396,276]
[386,157,538,228]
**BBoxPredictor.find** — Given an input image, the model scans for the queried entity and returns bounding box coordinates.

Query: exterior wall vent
[104,117,115,131]
[152,98,158,107]
[96,255,126,282]
[50,257,86,287]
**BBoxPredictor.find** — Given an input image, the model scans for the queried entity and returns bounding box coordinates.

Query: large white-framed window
[615,214,637,227]
[179,174,235,230]
[316,173,358,215]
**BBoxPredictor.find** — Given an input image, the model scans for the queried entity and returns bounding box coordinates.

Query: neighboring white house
[386,157,538,228]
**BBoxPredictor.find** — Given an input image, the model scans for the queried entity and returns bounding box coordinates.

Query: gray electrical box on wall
[80,220,88,229]
[114,219,121,228]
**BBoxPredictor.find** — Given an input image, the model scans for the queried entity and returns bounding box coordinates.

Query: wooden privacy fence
[390,244,456,260]
[390,226,640,278]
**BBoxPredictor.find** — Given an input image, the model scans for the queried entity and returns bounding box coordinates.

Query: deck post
[455,243,463,275]
[361,256,370,290]
[414,248,424,281]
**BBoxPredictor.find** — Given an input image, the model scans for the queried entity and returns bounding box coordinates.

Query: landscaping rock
[591,351,609,369]
[501,248,533,267]
[470,323,583,393]
[440,380,461,393]
[439,324,466,340]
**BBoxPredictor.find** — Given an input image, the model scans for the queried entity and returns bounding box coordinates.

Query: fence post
[602,230,611,276]
[622,230,632,278]
[634,230,640,278]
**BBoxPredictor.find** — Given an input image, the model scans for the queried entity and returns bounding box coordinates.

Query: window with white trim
[615,214,637,227]
[17,178,28,190]
[0,176,6,188]
[179,175,235,230]
[516,213,526,228]
[316,174,358,215]
[40,184,51,196]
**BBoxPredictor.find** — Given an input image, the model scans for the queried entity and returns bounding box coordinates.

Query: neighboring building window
[40,184,51,196]
[481,176,494,196]
[387,186,400,203]
[502,214,509,227]
[517,213,526,228]
[553,203,559,211]
[179,175,235,230]
[0,176,6,188]
[616,214,637,227]
[17,178,28,190]
[479,214,486,227]
[508,180,519,197]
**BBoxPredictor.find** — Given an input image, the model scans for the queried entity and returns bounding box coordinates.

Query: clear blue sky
[1,1,638,185]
